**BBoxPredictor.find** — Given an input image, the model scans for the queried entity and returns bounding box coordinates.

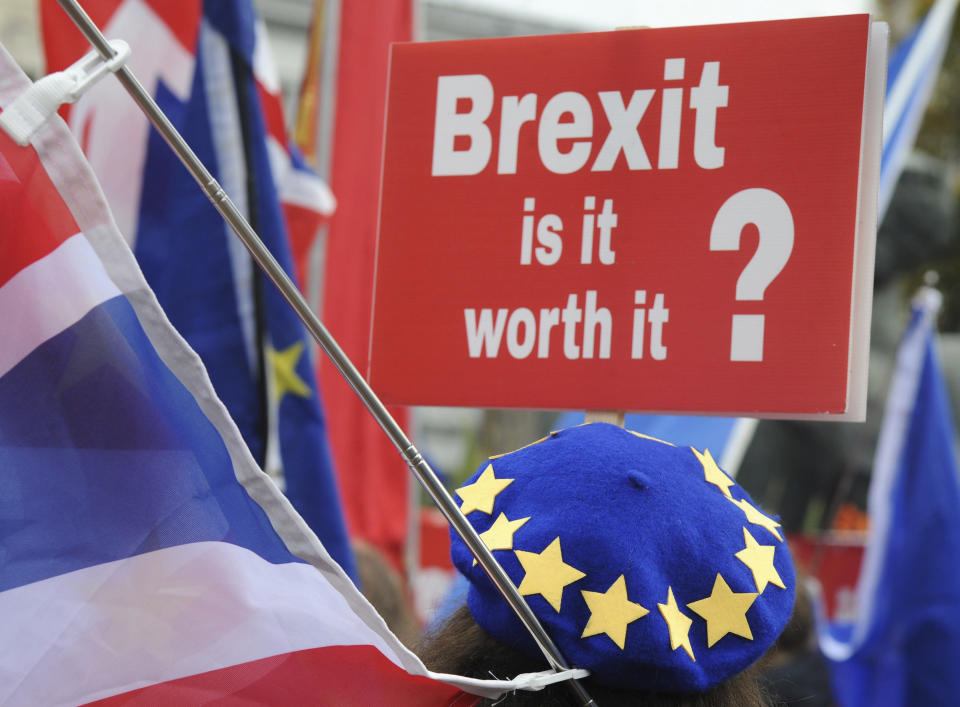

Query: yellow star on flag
[692,447,734,499]
[735,527,786,593]
[658,587,695,661]
[729,497,783,542]
[455,464,513,515]
[516,537,586,612]
[580,575,649,649]
[267,342,311,404]
[687,573,758,647]
[473,512,530,566]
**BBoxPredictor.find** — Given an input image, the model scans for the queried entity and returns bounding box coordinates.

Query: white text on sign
[436,60,794,363]
[431,58,728,176]
[464,289,669,360]
[520,197,619,266]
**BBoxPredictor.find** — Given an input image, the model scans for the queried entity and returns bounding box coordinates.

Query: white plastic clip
[507,668,591,691]
[0,39,130,146]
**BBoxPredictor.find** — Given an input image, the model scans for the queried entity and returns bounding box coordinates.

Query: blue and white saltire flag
[879,0,958,219]
[41,0,355,579]
[0,41,536,706]
[819,287,960,707]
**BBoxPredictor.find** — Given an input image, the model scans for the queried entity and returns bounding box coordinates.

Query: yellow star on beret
[728,497,783,542]
[687,574,758,647]
[455,464,512,515]
[489,436,549,459]
[581,575,649,649]
[692,447,734,499]
[658,586,695,662]
[735,527,785,593]
[473,512,529,566]
[628,430,674,446]
[516,537,585,612]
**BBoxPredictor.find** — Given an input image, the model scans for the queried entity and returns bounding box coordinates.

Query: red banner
[313,0,415,572]
[371,16,881,416]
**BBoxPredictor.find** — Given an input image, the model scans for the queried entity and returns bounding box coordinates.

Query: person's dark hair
[352,540,420,648]
[418,605,770,706]
[768,571,814,655]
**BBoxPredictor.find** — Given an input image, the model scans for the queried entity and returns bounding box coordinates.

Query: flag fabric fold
[819,287,960,706]
[0,40,534,706]
[39,0,356,580]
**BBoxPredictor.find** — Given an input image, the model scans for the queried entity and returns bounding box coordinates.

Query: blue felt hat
[450,422,795,692]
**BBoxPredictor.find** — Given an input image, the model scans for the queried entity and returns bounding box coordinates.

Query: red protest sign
[370,15,884,418]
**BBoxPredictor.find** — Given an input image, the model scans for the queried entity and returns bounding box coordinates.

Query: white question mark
[709,188,794,361]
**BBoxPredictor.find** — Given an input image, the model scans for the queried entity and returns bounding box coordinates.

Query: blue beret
[450,422,795,692]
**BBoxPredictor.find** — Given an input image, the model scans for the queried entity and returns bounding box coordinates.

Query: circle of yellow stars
[453,436,787,662]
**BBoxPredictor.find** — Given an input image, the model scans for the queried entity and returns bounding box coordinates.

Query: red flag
[298,0,414,573]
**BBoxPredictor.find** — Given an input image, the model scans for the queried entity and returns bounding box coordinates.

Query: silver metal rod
[55,1,595,704]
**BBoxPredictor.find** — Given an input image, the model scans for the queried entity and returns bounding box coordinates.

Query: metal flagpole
[54,1,596,704]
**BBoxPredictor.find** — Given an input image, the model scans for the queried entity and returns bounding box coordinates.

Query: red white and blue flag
[0,39,534,707]
[39,0,355,579]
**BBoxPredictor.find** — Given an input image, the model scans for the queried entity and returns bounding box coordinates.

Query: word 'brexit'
[432,58,729,176]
